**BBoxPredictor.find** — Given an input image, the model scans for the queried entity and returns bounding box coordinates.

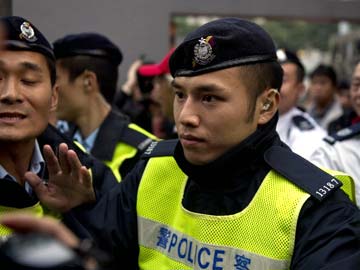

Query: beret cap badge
[19,21,37,42]
[193,36,215,67]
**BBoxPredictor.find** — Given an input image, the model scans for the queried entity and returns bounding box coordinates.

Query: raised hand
[0,213,79,248]
[26,143,96,212]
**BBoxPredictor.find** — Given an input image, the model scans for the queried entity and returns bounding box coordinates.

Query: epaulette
[120,126,154,151]
[323,123,360,145]
[296,106,306,112]
[264,146,342,201]
[292,115,314,131]
[141,139,178,158]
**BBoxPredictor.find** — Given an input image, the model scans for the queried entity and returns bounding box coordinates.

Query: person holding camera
[53,33,157,181]
[138,48,178,139]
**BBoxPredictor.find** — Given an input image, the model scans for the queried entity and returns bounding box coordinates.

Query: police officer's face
[55,63,86,122]
[0,50,57,142]
[350,63,360,116]
[172,66,271,165]
[279,63,304,115]
[309,75,336,106]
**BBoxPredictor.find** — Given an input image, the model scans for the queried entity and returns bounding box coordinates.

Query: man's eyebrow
[20,62,43,73]
[171,79,226,93]
[0,60,44,73]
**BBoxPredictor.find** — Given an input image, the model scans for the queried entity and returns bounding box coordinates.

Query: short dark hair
[310,64,337,86]
[238,61,283,122]
[295,63,305,83]
[45,57,56,87]
[284,61,305,83]
[57,55,118,102]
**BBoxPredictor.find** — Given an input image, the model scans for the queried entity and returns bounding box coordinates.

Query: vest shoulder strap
[264,146,342,201]
[141,139,178,158]
[323,122,360,145]
[120,126,154,151]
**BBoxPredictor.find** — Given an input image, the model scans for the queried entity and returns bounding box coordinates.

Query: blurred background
[0,0,359,85]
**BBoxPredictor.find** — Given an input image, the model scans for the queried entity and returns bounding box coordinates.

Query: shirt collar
[0,140,45,194]
[277,107,300,139]
[29,140,45,175]
[73,128,100,153]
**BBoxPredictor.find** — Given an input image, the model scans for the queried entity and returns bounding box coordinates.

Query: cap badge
[19,21,37,42]
[193,36,215,67]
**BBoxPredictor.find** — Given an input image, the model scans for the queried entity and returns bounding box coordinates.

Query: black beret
[276,48,305,73]
[0,16,55,62]
[53,33,123,66]
[169,17,277,77]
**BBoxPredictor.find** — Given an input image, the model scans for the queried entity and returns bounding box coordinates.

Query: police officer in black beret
[52,33,157,181]
[3,18,360,270]
[0,16,117,236]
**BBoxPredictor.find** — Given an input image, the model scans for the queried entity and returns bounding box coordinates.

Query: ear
[49,83,58,113]
[257,88,280,125]
[82,70,97,93]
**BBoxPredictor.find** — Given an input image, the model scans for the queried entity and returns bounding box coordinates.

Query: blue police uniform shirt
[0,140,45,195]
[73,128,99,153]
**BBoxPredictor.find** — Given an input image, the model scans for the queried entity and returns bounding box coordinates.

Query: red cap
[138,48,175,77]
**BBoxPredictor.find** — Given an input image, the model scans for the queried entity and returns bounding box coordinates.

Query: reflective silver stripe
[138,216,290,270]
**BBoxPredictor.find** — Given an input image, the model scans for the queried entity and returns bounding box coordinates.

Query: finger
[25,172,49,201]
[79,166,96,202]
[43,144,61,176]
[80,166,92,188]
[0,214,79,248]
[58,143,71,174]
[67,149,83,180]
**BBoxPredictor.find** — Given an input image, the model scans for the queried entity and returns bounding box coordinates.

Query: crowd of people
[0,14,359,270]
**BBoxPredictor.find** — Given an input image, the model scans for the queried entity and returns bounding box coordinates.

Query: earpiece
[262,101,271,111]
[84,79,90,87]
[262,89,278,111]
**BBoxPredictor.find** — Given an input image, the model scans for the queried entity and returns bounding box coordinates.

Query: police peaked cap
[169,17,277,77]
[53,32,123,66]
[0,16,55,62]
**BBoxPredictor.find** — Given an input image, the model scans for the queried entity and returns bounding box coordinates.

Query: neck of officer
[0,139,35,184]
[76,93,111,138]
[175,113,282,190]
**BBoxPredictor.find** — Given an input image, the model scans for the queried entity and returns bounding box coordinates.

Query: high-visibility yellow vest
[137,156,312,270]
[0,169,93,237]
[104,123,157,182]
[0,203,44,236]
[321,168,356,204]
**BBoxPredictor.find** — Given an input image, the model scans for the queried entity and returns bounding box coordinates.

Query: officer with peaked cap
[276,48,326,159]
[53,33,157,181]
[2,18,360,270]
[0,16,118,236]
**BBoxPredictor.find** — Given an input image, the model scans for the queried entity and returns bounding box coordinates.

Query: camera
[136,71,154,94]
